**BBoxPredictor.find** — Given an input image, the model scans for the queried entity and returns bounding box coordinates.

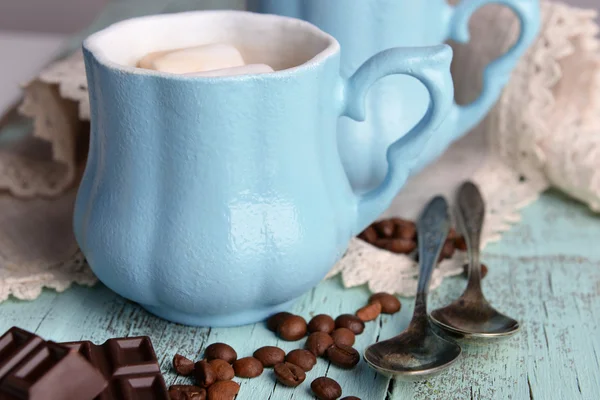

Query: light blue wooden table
[1,190,599,399]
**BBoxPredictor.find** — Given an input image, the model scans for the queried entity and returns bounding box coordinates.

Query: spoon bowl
[430,297,520,340]
[364,320,462,380]
[364,196,462,380]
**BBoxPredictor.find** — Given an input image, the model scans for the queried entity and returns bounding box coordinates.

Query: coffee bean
[358,226,378,243]
[204,343,237,363]
[356,302,381,322]
[439,239,455,260]
[455,236,467,251]
[447,227,459,240]
[233,356,264,378]
[194,360,216,388]
[335,314,365,334]
[462,263,488,279]
[266,311,292,332]
[369,293,401,314]
[169,385,206,400]
[305,332,334,356]
[285,349,316,372]
[173,354,194,376]
[392,218,416,240]
[308,314,335,334]
[207,380,240,400]
[253,346,285,367]
[326,345,360,369]
[277,314,307,341]
[274,362,306,387]
[374,220,395,238]
[311,377,342,400]
[330,328,355,347]
[340,397,362,400]
[209,359,235,381]
[376,238,416,254]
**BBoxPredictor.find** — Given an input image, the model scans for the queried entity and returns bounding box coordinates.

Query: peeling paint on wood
[1,192,599,399]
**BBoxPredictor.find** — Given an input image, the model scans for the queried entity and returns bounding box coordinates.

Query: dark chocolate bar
[63,337,169,400]
[0,327,107,400]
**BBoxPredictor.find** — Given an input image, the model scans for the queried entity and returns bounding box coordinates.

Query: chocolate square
[0,328,43,380]
[62,336,168,400]
[106,338,160,377]
[0,328,107,400]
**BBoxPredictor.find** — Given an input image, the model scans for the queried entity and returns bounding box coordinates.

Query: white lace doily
[0,0,599,301]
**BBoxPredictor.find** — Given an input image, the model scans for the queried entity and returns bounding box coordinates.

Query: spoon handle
[456,181,485,291]
[415,196,451,310]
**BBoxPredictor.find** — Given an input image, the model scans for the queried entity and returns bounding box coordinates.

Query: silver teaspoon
[430,181,520,340]
[364,196,461,380]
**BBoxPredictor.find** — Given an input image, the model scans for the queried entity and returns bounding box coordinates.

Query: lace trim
[0,251,96,302]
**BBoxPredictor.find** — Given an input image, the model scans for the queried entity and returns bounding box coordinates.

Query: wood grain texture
[1,191,599,399]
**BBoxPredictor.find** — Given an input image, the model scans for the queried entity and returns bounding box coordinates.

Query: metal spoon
[430,182,520,340]
[364,196,462,380]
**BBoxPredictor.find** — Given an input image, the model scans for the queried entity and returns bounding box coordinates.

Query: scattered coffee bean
[204,343,237,363]
[369,293,401,314]
[326,345,360,369]
[305,331,334,357]
[209,359,235,381]
[447,227,459,240]
[173,354,195,376]
[169,385,206,400]
[356,302,381,322]
[439,239,455,260]
[194,360,216,388]
[330,328,355,347]
[376,238,416,254]
[340,397,361,400]
[285,349,316,372]
[277,314,307,341]
[392,218,416,240]
[207,380,240,400]
[253,346,285,367]
[358,226,378,243]
[274,362,306,387]
[311,377,342,400]
[335,314,365,335]
[308,314,335,334]
[374,220,395,238]
[266,311,292,332]
[233,356,264,378]
[455,236,467,251]
[462,263,488,279]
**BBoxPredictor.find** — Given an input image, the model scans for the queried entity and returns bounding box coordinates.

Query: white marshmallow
[149,43,245,74]
[137,49,175,69]
[185,64,274,77]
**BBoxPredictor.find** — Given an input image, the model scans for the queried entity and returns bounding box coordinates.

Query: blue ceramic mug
[76,10,454,326]
[249,0,541,190]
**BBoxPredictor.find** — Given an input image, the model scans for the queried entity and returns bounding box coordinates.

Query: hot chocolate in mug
[76,10,454,326]
[249,0,541,190]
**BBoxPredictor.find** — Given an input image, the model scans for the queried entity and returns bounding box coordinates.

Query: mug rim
[83,10,340,81]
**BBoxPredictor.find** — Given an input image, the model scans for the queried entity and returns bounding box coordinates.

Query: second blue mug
[248,0,541,191]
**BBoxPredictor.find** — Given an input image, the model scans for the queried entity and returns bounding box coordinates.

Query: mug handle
[447,0,540,134]
[341,45,454,234]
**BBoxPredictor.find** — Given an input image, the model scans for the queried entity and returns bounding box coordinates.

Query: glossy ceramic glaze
[249,0,541,191]
[76,11,454,326]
